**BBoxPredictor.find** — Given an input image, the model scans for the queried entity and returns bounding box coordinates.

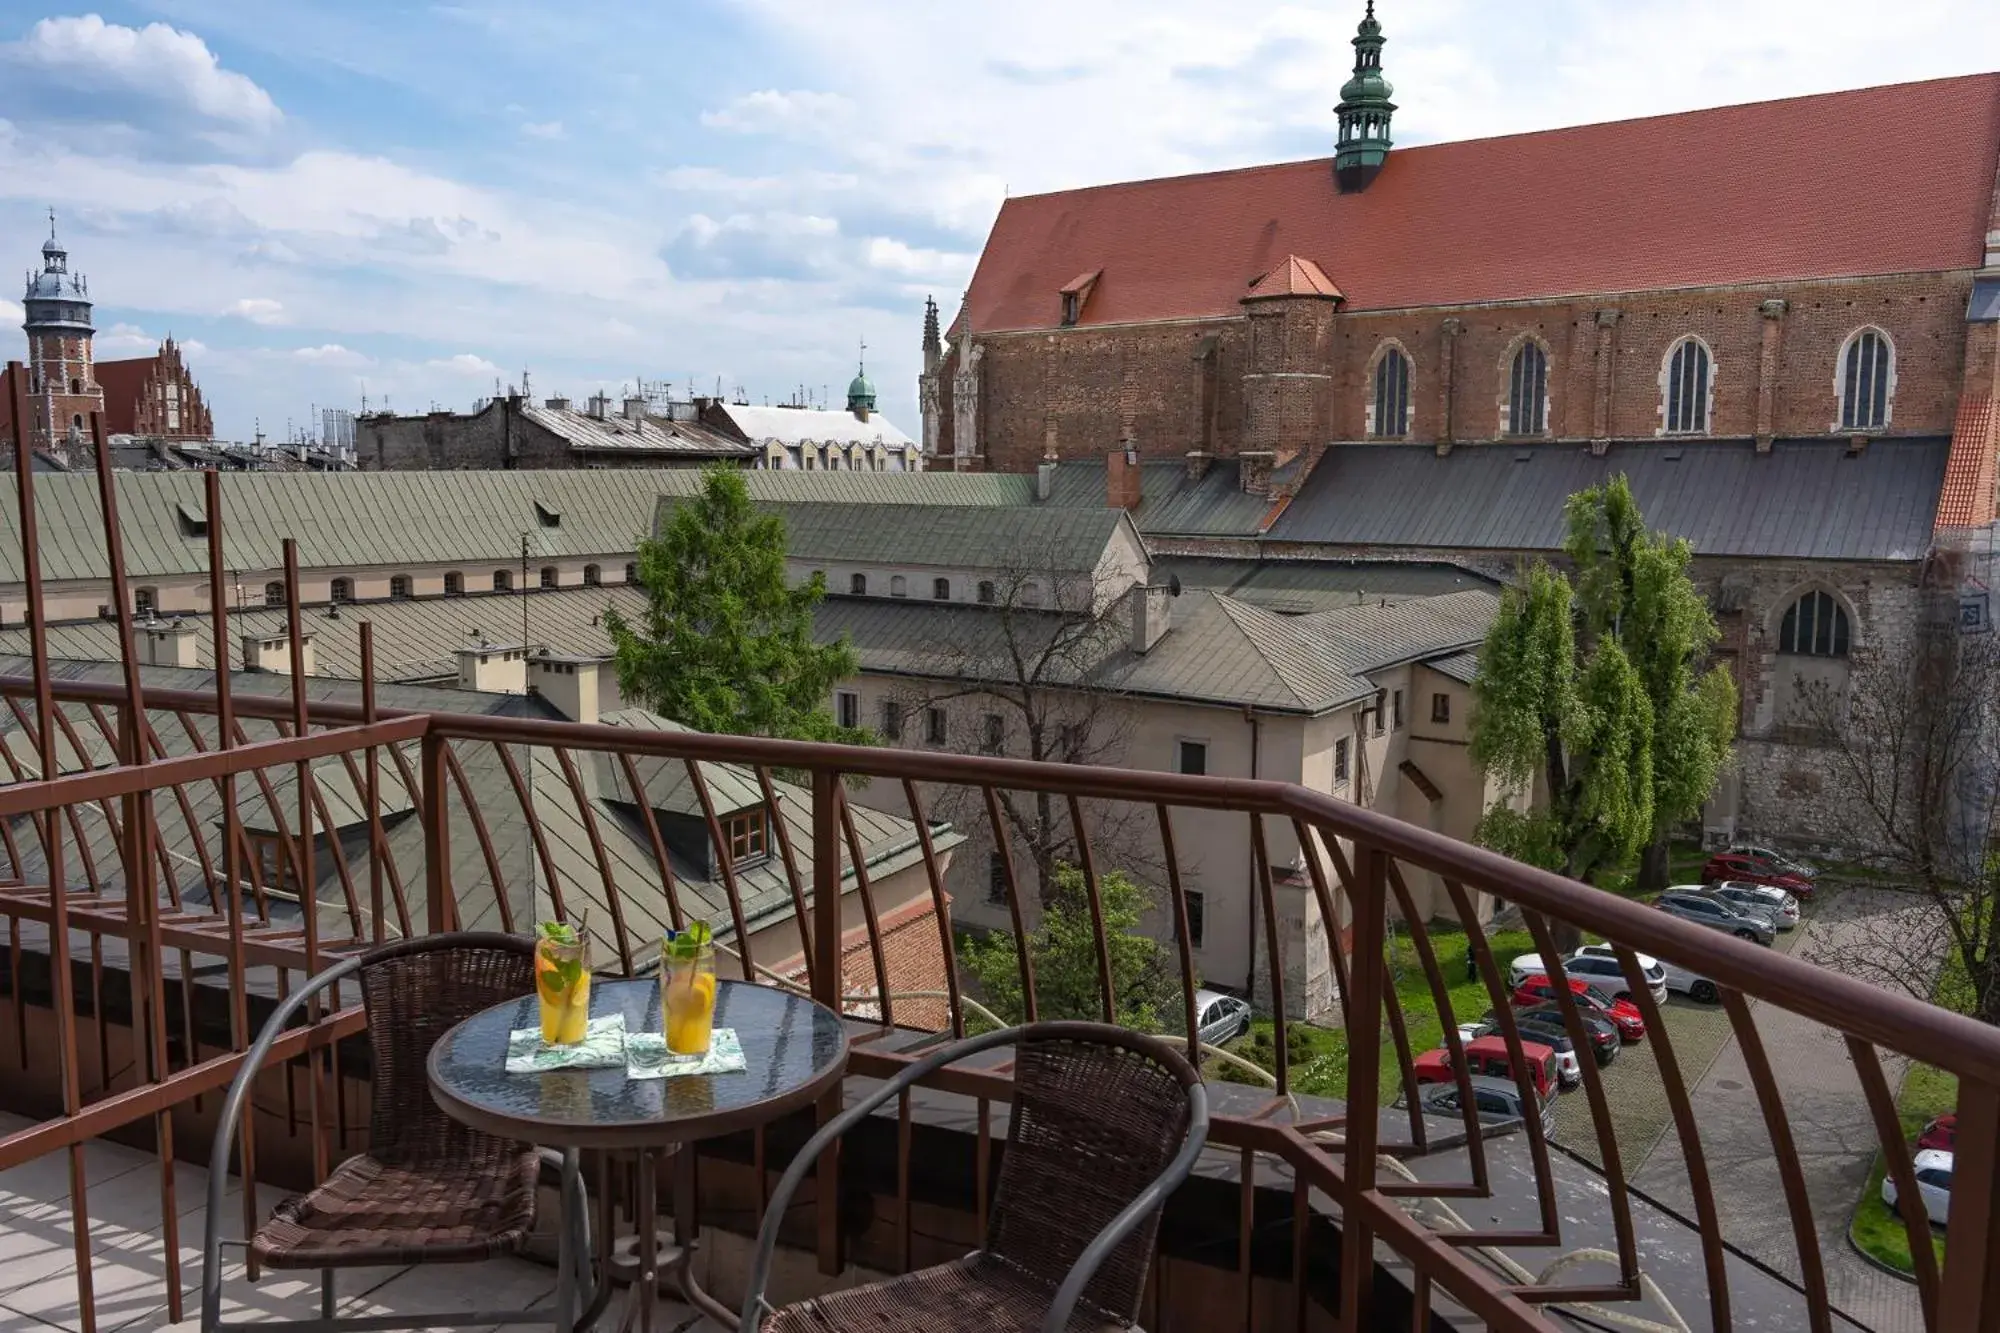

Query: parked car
[1727,843,1820,880]
[1488,1005,1622,1066]
[1656,889,1778,945]
[1400,1073,1559,1141]
[1702,851,1815,900]
[1509,947,1669,1006]
[1711,879,1801,929]
[1414,1035,1562,1099]
[1918,1113,1958,1153]
[1881,1149,1953,1227]
[1464,1021,1584,1089]
[1194,989,1253,1047]
[1566,941,1719,1004]
[1510,975,1646,1042]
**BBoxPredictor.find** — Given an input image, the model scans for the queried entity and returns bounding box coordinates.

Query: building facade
[97,335,214,440]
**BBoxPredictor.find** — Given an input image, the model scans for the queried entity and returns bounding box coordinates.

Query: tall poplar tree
[1470,477,1736,900]
[603,465,871,744]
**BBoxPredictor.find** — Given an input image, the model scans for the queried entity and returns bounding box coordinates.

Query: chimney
[623,396,647,423]
[546,395,571,411]
[455,643,528,694]
[1129,582,1173,654]
[1106,445,1142,510]
[240,631,315,676]
[133,617,199,669]
[1239,450,1277,498]
[587,392,610,420]
[1184,451,1212,482]
[1035,460,1056,502]
[528,653,607,725]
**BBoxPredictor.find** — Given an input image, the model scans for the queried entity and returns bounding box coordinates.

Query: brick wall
[955,271,1978,472]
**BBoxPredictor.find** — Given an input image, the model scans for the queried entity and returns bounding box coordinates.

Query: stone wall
[952,270,1977,473]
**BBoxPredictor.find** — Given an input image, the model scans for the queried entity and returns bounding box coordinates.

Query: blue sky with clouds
[1,0,1997,443]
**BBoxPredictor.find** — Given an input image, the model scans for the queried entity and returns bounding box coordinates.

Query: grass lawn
[1848,1061,1955,1275]
[1222,922,1538,1103]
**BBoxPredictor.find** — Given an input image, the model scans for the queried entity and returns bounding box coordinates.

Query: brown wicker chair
[200,932,589,1333]
[741,1022,1209,1333]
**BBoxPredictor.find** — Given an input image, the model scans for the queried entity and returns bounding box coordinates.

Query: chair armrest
[1040,1080,1208,1333]
[738,1025,1030,1330]
[200,953,365,1333]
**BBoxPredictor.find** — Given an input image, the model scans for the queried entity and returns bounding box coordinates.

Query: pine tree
[603,466,870,744]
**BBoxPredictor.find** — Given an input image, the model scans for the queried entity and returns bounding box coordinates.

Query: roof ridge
[1214,593,1348,709]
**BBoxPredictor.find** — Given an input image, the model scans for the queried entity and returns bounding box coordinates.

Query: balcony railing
[2,416,1999,1331]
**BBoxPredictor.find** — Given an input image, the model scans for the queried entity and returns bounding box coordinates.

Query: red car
[1701,852,1815,901]
[1917,1112,1957,1152]
[1510,975,1646,1042]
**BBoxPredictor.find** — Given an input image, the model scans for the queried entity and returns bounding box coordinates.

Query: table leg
[667,1148,741,1331]
[555,1147,581,1333]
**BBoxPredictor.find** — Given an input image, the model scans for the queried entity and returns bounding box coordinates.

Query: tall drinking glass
[662,922,717,1056]
[535,923,591,1046]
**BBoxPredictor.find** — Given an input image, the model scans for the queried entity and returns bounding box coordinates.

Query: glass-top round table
[428,977,848,1149]
[427,977,849,1332]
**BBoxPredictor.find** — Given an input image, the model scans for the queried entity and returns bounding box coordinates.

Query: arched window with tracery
[1779,590,1850,658]
[1838,328,1893,431]
[1663,337,1711,435]
[1370,346,1410,437]
[1507,342,1548,436]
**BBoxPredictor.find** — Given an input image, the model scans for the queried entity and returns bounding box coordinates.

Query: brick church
[918,6,2000,846]
[1,219,215,462]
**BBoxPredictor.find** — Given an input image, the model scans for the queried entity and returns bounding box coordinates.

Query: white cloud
[0,297,20,326]
[521,120,565,141]
[226,297,286,325]
[292,344,370,367]
[3,16,281,131]
[95,322,159,355]
[865,237,975,282]
[700,89,852,136]
[428,353,502,377]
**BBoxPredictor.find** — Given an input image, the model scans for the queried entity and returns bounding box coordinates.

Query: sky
[0,2,1997,444]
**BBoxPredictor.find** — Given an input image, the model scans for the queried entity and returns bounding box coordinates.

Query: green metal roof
[746,501,1138,573]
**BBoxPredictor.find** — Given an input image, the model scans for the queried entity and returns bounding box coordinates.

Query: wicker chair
[741,1022,1209,1333]
[200,932,589,1333]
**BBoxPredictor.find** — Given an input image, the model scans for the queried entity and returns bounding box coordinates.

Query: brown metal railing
[2,390,1998,1330]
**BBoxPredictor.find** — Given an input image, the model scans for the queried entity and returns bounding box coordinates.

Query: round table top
[427,977,850,1149]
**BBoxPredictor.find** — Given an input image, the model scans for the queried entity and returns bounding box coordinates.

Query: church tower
[21,213,103,456]
[846,340,878,421]
[1334,2,1395,192]
[918,296,943,457]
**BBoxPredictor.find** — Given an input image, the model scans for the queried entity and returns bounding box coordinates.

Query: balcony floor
[0,1114,700,1333]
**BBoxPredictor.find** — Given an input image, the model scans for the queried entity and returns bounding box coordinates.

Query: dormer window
[723,809,770,864]
[1061,292,1079,327]
[534,501,561,528]
[1058,269,1101,328]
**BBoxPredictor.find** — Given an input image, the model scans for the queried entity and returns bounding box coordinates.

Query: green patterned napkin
[626,1028,746,1080]
[505,1014,627,1072]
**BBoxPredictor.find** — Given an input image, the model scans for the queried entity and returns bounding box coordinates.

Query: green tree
[603,465,870,744]
[1470,476,1736,904]
[960,864,1186,1032]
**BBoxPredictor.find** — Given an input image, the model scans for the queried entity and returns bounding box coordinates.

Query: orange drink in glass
[662,922,717,1056]
[535,922,591,1046]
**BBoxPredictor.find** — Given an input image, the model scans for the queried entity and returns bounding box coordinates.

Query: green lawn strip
[1847,1061,1956,1275]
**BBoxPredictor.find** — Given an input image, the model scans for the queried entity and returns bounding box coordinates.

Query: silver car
[1566,942,1719,1004]
[1404,1073,1559,1141]
[1714,879,1801,929]
[1656,889,1777,945]
[1507,948,1668,1007]
[1194,988,1252,1047]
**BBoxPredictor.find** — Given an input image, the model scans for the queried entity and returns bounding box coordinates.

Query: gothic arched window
[1664,337,1711,434]
[1371,347,1410,437]
[1779,591,1850,658]
[1839,328,1893,431]
[1507,343,1548,436]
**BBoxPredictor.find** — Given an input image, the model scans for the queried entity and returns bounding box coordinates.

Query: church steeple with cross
[846,335,877,419]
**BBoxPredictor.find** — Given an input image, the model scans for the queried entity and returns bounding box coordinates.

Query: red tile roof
[1245,255,1343,302]
[94,355,160,435]
[1937,394,1998,530]
[965,74,2000,332]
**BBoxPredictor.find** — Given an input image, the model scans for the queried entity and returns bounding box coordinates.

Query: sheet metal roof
[759,502,1137,572]
[0,469,1053,582]
[718,403,916,447]
[1267,439,1951,562]
[1038,458,1275,536]
[519,402,754,457]
[1152,557,1497,614]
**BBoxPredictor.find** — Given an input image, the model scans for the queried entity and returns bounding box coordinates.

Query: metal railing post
[421,730,451,934]
[1340,844,1389,1333]
[810,768,844,1276]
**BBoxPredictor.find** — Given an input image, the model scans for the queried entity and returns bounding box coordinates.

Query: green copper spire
[1334,0,1396,193]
